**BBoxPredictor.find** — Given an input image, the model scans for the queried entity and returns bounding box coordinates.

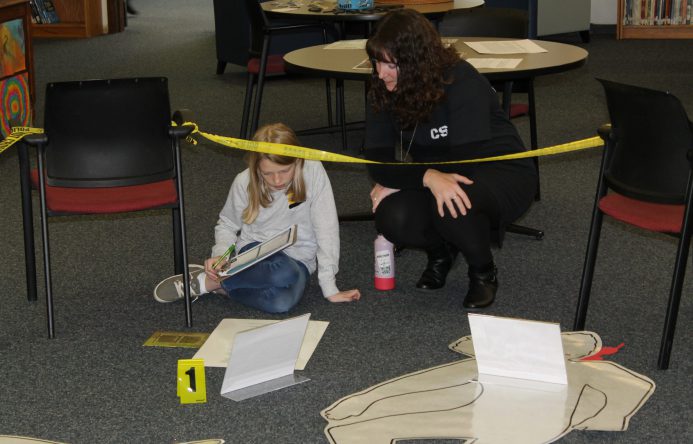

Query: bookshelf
[0,0,35,137]
[30,0,124,38]
[617,0,693,39]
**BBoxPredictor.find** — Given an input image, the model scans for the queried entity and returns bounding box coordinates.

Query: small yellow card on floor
[143,331,210,348]
[177,359,207,404]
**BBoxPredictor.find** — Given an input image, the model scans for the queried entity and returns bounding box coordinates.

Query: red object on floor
[581,342,625,361]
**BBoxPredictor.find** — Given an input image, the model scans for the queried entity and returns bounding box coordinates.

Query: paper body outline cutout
[321,331,655,444]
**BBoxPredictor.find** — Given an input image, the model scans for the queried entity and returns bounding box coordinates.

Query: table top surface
[284,37,589,81]
[262,0,485,21]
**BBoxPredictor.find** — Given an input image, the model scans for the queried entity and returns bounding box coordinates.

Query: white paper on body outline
[321,331,655,444]
[468,313,567,386]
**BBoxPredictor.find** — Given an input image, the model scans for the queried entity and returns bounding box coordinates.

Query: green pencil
[212,244,236,269]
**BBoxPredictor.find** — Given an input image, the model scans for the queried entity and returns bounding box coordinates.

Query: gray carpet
[0,1,691,443]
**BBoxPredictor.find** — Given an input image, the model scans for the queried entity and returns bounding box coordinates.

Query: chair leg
[172,140,193,328]
[325,78,334,127]
[240,72,256,139]
[18,142,37,302]
[36,151,56,339]
[527,78,540,200]
[501,81,513,116]
[216,60,227,75]
[658,181,693,369]
[250,36,272,138]
[575,136,612,332]
[321,27,334,127]
[173,208,183,275]
[336,79,347,150]
[658,233,690,369]
[573,209,605,332]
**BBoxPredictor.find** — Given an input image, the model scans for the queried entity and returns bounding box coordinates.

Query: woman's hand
[327,289,361,303]
[370,183,400,212]
[204,256,223,281]
[423,169,474,218]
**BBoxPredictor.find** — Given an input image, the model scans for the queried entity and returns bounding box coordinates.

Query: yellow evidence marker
[177,359,207,404]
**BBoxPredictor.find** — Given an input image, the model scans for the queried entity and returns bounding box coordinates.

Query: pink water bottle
[374,234,395,290]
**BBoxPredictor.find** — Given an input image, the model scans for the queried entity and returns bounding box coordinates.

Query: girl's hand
[204,256,223,281]
[370,183,400,212]
[423,169,474,218]
[327,289,361,303]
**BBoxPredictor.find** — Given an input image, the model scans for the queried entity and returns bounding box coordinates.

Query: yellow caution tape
[186,122,603,165]
[2,123,603,165]
[0,127,44,155]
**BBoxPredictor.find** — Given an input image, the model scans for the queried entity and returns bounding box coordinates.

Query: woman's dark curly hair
[366,9,460,128]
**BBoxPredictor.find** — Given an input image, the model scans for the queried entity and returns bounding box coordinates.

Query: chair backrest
[244,0,270,57]
[43,77,174,188]
[599,78,693,204]
[213,0,252,66]
[439,6,529,38]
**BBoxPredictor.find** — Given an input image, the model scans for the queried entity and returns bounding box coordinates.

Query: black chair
[20,77,195,338]
[439,7,536,151]
[574,79,693,369]
[439,7,543,242]
[212,0,330,73]
[240,0,334,139]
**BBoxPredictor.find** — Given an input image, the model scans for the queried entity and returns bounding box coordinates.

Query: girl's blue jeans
[220,242,309,313]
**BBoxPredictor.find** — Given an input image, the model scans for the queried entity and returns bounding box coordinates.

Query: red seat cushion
[247,54,285,75]
[30,169,178,214]
[599,192,685,234]
[509,103,529,118]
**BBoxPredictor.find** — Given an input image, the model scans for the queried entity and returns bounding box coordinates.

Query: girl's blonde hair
[242,123,306,224]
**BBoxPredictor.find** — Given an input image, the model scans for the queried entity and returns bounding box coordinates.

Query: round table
[284,37,587,150]
[284,37,588,82]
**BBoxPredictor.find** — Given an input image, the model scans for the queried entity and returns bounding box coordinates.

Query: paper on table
[465,39,548,54]
[193,317,329,370]
[466,58,522,69]
[353,58,373,71]
[468,314,567,385]
[325,39,368,50]
[271,7,299,12]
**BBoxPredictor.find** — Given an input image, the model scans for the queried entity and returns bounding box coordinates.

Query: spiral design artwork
[1,72,31,138]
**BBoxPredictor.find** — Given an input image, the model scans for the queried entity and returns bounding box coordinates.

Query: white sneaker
[153,264,206,303]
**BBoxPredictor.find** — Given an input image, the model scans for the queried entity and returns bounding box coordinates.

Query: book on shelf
[622,0,692,26]
[34,0,60,25]
[217,225,298,279]
[28,1,42,24]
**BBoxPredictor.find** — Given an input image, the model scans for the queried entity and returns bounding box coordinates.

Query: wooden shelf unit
[0,0,35,133]
[617,0,693,39]
[31,0,124,38]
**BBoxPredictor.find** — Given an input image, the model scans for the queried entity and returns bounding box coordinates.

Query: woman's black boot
[463,263,497,309]
[416,243,458,290]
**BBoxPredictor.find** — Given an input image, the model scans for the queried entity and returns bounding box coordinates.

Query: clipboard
[218,225,297,279]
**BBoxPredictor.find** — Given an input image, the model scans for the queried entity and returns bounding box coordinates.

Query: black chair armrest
[172,108,194,126]
[171,109,195,138]
[23,133,48,147]
[597,123,612,141]
[170,125,194,139]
